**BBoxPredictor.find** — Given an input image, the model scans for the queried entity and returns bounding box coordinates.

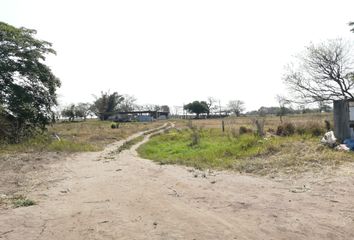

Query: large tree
[184,101,208,118]
[283,39,354,103]
[228,100,245,117]
[91,91,124,120]
[119,95,137,112]
[0,22,60,142]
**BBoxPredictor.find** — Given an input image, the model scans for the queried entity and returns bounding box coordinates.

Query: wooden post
[222,120,225,132]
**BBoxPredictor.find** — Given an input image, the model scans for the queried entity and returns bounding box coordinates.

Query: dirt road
[1,125,354,240]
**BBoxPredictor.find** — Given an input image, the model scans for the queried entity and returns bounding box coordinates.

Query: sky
[1,0,354,112]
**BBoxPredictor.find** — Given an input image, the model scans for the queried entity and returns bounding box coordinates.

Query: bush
[239,126,253,135]
[295,126,307,135]
[276,122,295,136]
[308,123,325,136]
[111,123,120,129]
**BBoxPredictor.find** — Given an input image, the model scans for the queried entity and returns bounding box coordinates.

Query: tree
[0,22,60,142]
[160,105,170,113]
[276,95,291,123]
[119,95,137,112]
[75,103,91,120]
[349,22,354,33]
[61,103,91,121]
[283,39,354,104]
[228,100,245,117]
[91,91,124,120]
[205,97,217,118]
[184,101,208,118]
[61,104,76,121]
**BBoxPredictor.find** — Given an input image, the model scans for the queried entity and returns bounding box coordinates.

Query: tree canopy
[91,91,124,120]
[184,101,208,118]
[0,21,60,142]
[283,39,354,103]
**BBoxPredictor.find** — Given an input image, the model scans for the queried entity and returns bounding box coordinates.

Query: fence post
[222,120,225,132]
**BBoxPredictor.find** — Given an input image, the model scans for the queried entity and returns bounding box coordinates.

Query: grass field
[174,113,333,131]
[138,113,354,175]
[0,120,164,153]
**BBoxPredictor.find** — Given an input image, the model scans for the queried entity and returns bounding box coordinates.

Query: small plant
[111,122,120,129]
[12,195,35,208]
[189,129,200,147]
[239,126,253,135]
[253,118,265,136]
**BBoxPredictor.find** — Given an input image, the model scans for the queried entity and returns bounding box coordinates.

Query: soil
[1,125,354,240]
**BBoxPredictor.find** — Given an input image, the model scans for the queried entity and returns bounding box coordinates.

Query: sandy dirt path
[1,123,354,240]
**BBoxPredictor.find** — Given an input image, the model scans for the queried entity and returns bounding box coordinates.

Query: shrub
[111,123,120,129]
[295,126,307,135]
[276,122,295,136]
[253,119,265,136]
[12,196,35,208]
[309,123,325,136]
[189,129,200,147]
[239,126,253,135]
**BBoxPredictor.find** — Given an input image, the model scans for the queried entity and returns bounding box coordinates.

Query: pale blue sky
[1,0,354,111]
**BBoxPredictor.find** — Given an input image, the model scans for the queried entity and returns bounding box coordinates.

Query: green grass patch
[12,195,36,208]
[138,128,354,174]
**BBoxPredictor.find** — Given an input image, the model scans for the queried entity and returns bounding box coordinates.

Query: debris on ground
[335,144,350,152]
[343,139,354,151]
[320,131,337,147]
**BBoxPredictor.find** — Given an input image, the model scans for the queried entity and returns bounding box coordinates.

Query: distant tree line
[60,91,170,121]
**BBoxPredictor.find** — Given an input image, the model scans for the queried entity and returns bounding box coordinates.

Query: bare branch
[283,39,354,103]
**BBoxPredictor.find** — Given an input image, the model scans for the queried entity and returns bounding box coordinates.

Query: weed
[189,129,200,147]
[12,195,35,208]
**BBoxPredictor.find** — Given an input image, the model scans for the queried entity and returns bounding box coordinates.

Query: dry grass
[48,120,164,147]
[0,120,165,153]
[174,113,332,132]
